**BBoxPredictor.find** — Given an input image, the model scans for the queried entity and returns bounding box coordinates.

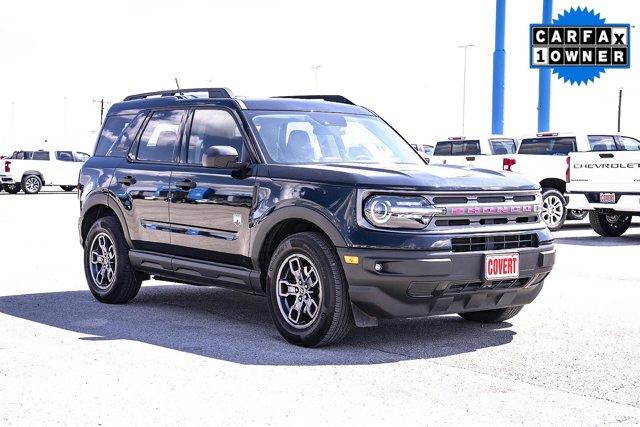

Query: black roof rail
[124,87,234,101]
[273,95,355,105]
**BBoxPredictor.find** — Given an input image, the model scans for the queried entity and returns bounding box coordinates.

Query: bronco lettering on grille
[448,205,539,216]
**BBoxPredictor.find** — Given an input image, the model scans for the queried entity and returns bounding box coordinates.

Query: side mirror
[203,146,239,168]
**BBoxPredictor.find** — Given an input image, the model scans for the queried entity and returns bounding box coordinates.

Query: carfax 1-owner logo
[530,7,630,85]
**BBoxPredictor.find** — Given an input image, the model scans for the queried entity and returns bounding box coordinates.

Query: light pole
[10,101,15,147]
[63,96,67,143]
[312,65,322,92]
[458,44,475,135]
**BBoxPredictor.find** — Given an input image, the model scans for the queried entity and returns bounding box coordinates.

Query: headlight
[363,195,445,229]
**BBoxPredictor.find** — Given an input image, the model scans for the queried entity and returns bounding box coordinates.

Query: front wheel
[540,188,567,231]
[589,211,631,237]
[4,183,21,194]
[21,175,42,194]
[459,306,523,323]
[60,185,76,192]
[84,216,142,303]
[266,232,353,347]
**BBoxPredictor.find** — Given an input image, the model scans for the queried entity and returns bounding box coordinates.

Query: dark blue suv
[78,88,555,346]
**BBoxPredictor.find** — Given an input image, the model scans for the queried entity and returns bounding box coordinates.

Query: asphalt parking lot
[1,190,639,425]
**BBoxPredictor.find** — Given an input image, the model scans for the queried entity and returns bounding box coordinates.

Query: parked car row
[0,149,90,194]
[420,133,640,233]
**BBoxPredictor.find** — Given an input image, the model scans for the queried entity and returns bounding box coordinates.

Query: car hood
[267,163,539,192]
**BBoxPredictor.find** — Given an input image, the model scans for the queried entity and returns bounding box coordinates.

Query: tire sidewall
[84,217,127,300]
[266,234,339,345]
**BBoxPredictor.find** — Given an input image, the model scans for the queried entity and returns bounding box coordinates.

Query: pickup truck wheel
[567,209,588,221]
[459,305,523,323]
[84,216,142,303]
[21,175,42,194]
[589,211,631,237]
[3,184,20,194]
[266,232,353,347]
[541,188,567,231]
[60,185,76,192]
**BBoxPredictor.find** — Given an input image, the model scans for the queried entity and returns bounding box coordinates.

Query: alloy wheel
[25,177,41,193]
[541,194,563,228]
[276,253,323,329]
[89,232,117,289]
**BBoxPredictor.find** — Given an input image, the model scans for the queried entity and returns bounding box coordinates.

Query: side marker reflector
[343,255,359,265]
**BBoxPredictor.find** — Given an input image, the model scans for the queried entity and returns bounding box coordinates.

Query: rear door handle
[175,179,197,190]
[599,153,614,158]
[118,176,136,186]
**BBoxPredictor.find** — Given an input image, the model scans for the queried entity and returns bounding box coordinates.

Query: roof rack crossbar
[273,95,355,105]
[124,87,234,101]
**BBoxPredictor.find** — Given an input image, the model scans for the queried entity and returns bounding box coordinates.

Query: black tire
[589,211,631,237]
[459,305,524,323]
[84,216,142,303]
[60,185,76,192]
[21,175,42,194]
[266,232,353,347]
[4,184,21,194]
[567,209,588,221]
[541,188,567,231]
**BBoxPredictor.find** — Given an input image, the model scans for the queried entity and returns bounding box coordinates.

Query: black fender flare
[79,191,134,248]
[250,205,347,269]
[22,170,45,184]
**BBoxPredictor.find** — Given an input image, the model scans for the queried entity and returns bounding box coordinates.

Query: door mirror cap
[203,146,240,168]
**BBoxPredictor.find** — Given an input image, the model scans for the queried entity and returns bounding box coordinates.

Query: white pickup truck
[500,133,631,231]
[1,150,90,194]
[566,135,640,236]
[428,135,517,169]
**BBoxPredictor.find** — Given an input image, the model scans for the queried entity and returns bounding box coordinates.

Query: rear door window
[587,135,616,151]
[518,137,576,155]
[136,110,185,163]
[32,151,50,160]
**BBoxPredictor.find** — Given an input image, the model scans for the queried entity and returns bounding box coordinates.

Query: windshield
[247,111,423,165]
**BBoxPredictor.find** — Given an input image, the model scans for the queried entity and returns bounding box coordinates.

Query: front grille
[451,234,538,252]
[445,277,531,294]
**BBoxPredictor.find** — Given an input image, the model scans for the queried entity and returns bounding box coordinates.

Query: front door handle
[175,179,197,190]
[599,153,614,158]
[118,176,136,186]
[466,156,476,161]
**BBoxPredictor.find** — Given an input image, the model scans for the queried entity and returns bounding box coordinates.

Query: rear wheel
[4,184,21,194]
[84,216,142,303]
[60,185,76,192]
[266,232,353,347]
[459,306,523,323]
[21,175,42,194]
[567,209,588,221]
[540,188,567,231]
[589,211,631,237]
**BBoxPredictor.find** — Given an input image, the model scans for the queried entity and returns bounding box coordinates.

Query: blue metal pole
[537,0,553,132]
[491,0,506,135]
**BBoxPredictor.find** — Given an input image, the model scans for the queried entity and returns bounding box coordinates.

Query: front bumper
[338,242,555,319]
[566,192,640,213]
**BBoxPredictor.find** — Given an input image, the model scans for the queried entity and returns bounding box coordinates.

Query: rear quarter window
[94,115,135,156]
[518,137,576,155]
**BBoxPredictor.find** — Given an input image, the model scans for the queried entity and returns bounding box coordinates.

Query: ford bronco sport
[78,88,555,347]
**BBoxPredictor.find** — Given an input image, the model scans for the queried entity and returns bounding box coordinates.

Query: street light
[458,44,475,135]
[312,65,322,92]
